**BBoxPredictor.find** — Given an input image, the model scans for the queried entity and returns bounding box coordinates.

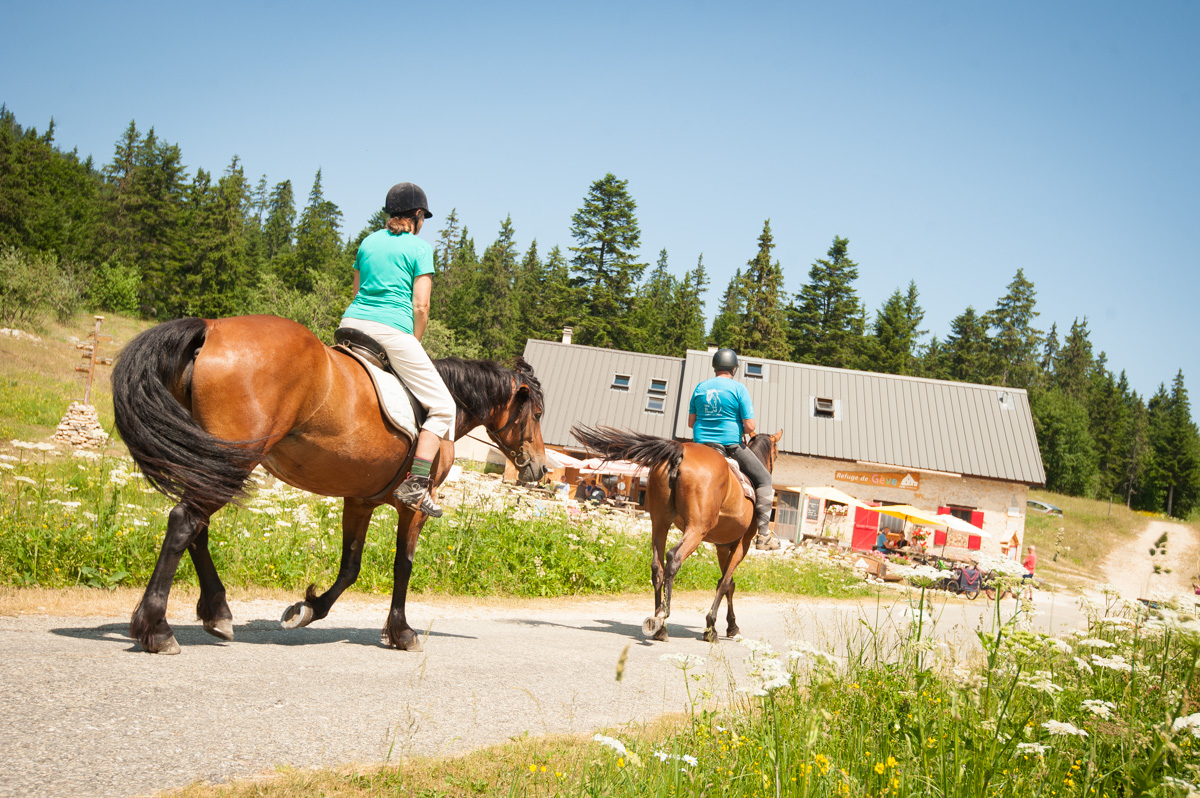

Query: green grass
[0,450,868,600]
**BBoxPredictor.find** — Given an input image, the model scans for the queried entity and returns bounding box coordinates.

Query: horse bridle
[485,378,537,469]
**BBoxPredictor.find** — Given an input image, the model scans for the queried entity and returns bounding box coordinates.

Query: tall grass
[0,447,866,599]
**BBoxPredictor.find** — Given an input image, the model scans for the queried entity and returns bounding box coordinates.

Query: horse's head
[749,429,784,472]
[487,357,549,484]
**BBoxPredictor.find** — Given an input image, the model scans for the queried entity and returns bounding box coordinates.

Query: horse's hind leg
[382,507,427,651]
[282,498,375,629]
[643,511,675,642]
[130,502,214,654]
[703,531,755,643]
[713,543,740,639]
[188,524,233,641]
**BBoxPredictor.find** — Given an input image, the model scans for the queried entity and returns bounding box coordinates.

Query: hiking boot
[395,475,443,518]
[755,533,781,551]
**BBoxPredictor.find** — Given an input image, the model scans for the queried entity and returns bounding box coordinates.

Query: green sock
[411,457,433,478]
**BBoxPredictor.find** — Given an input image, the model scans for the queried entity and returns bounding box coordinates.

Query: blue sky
[4,1,1197,409]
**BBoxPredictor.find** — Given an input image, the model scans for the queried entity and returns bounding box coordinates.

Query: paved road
[0,590,1085,798]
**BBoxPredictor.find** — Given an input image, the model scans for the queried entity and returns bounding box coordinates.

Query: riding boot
[752,487,779,551]
[395,474,443,518]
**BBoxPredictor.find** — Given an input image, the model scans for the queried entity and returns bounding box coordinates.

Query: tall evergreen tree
[1054,317,1094,402]
[943,307,993,384]
[568,173,645,349]
[867,281,926,375]
[787,236,863,369]
[1143,371,1200,517]
[709,268,747,350]
[263,179,296,261]
[632,248,677,355]
[182,155,254,317]
[740,220,790,360]
[1031,388,1099,496]
[668,254,709,356]
[435,208,460,271]
[1087,356,1129,499]
[284,169,344,292]
[1040,322,1060,386]
[1120,379,1150,508]
[472,216,520,358]
[986,269,1042,388]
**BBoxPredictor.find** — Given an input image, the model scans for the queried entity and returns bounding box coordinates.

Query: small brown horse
[112,314,548,654]
[571,424,782,643]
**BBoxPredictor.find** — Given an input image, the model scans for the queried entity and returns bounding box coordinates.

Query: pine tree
[568,173,645,349]
[1054,317,1093,402]
[1120,379,1150,508]
[868,281,926,375]
[986,269,1042,388]
[472,216,520,359]
[740,220,790,360]
[263,179,296,261]
[284,169,344,292]
[435,208,460,271]
[943,307,993,384]
[1031,388,1099,496]
[1088,356,1129,499]
[1144,371,1200,517]
[709,269,747,350]
[434,225,479,337]
[787,236,864,368]
[632,248,677,355]
[182,155,254,317]
[1040,322,1060,386]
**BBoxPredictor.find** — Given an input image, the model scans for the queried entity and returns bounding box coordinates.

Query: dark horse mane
[434,356,544,426]
[745,432,774,463]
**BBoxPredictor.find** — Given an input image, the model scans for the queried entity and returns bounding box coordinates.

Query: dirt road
[0,591,1085,798]
[1101,519,1200,602]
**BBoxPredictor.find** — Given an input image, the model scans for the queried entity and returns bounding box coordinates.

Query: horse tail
[570,424,684,485]
[112,318,255,516]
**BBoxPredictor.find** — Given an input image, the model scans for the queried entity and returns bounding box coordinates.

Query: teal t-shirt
[342,229,435,334]
[689,376,754,445]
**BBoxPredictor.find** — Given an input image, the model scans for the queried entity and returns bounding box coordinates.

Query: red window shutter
[937,506,950,515]
[933,529,947,545]
[967,534,982,551]
[969,510,984,528]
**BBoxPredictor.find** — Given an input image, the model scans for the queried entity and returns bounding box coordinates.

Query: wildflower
[1042,720,1088,737]
[1018,671,1063,695]
[1172,713,1200,738]
[735,636,776,657]
[1091,654,1132,673]
[874,762,886,775]
[1081,699,1116,719]
[0,463,13,470]
[1073,656,1094,674]
[1163,776,1198,792]
[13,476,36,486]
[528,764,537,773]
[594,734,627,755]
[1077,638,1115,649]
[1046,638,1074,654]
[788,640,837,665]
[660,653,706,669]
[10,440,36,449]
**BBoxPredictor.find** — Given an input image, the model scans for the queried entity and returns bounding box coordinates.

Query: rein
[481,376,533,469]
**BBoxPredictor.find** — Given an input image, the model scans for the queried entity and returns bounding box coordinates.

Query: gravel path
[1101,519,1200,601]
[0,590,1085,798]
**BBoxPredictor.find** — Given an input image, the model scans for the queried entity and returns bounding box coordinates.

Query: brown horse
[112,314,548,654]
[571,424,782,643]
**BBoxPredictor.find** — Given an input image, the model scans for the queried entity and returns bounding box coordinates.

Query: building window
[645,378,667,413]
[611,373,631,391]
[745,362,764,379]
[813,396,835,419]
[946,505,974,522]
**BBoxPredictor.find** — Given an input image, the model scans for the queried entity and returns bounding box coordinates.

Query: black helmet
[712,348,739,374]
[384,182,433,219]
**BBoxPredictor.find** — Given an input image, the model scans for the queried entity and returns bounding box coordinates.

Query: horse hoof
[642,617,665,638]
[280,602,314,629]
[727,625,740,639]
[702,628,718,644]
[145,635,181,655]
[382,629,423,651]
[204,617,234,642]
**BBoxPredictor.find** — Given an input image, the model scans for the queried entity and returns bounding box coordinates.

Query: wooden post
[74,315,114,405]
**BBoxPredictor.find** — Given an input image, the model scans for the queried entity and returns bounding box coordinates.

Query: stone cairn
[52,401,109,449]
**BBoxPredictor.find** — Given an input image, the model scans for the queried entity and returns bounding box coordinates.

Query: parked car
[1026,499,1063,516]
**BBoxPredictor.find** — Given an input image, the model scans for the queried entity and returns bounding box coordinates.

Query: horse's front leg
[710,542,741,639]
[643,513,674,641]
[704,531,755,643]
[282,498,375,629]
[382,506,427,651]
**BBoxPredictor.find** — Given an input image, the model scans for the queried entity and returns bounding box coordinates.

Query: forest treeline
[2,108,1198,518]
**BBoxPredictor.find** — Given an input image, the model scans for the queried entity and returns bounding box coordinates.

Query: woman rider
[687,348,779,551]
[339,182,455,517]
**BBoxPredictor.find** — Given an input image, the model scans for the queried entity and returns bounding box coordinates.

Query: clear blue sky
[4,1,1197,409]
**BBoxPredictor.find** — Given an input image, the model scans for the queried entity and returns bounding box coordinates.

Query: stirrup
[395,475,443,518]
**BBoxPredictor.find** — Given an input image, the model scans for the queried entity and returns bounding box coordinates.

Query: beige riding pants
[339,317,456,440]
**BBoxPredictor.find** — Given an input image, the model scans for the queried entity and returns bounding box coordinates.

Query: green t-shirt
[342,229,435,334]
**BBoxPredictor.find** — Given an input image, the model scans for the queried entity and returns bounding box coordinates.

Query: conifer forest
[2,108,1198,518]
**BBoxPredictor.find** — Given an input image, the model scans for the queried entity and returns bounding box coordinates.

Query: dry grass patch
[1022,490,1151,591]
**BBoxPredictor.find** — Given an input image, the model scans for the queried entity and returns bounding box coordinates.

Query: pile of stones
[51,402,109,449]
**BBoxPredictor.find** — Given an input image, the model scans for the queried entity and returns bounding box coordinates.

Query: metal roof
[675,350,1046,485]
[521,339,1046,485]
[522,339,685,449]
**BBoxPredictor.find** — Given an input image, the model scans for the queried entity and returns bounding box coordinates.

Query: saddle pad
[724,458,756,501]
[335,346,423,442]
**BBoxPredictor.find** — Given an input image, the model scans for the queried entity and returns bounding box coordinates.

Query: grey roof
[521,339,1046,486]
[523,339,685,449]
[674,350,1046,485]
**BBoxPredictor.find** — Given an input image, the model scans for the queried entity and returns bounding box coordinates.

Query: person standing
[687,348,778,551]
[1022,545,1037,599]
[340,182,456,517]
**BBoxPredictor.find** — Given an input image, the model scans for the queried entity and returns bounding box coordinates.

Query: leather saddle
[700,442,756,501]
[333,327,425,443]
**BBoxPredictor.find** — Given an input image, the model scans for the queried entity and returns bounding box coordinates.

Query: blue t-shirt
[689,376,754,445]
[342,229,435,334]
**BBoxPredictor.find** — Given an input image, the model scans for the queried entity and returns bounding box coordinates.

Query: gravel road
[1101,519,1200,601]
[0,590,1085,798]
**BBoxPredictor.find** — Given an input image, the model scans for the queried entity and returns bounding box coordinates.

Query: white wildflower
[660,653,705,669]
[1097,584,1121,596]
[736,636,776,657]
[682,754,698,766]
[10,440,36,449]
[13,475,36,486]
[1073,656,1095,675]
[1172,713,1200,738]
[0,453,17,461]
[1077,638,1115,649]
[1042,720,1088,737]
[787,640,837,665]
[1017,671,1063,695]
[593,734,627,755]
[1091,654,1133,673]
[1081,699,1116,719]
[1046,638,1074,654]
[0,463,13,470]
[1016,742,1050,755]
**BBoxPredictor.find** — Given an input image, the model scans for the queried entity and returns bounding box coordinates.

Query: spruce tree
[472,216,520,358]
[285,169,344,293]
[1144,371,1200,517]
[868,281,926,375]
[263,179,296,261]
[943,307,993,384]
[740,220,790,360]
[183,155,254,317]
[632,248,677,355]
[787,236,863,368]
[1054,317,1094,402]
[435,208,460,271]
[568,173,645,349]
[709,269,747,350]
[986,269,1042,388]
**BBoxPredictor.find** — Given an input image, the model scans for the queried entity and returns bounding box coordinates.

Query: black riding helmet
[712,347,739,374]
[385,182,434,219]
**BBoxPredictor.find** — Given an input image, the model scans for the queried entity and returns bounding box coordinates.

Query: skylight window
[745,362,764,379]
[611,374,631,391]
